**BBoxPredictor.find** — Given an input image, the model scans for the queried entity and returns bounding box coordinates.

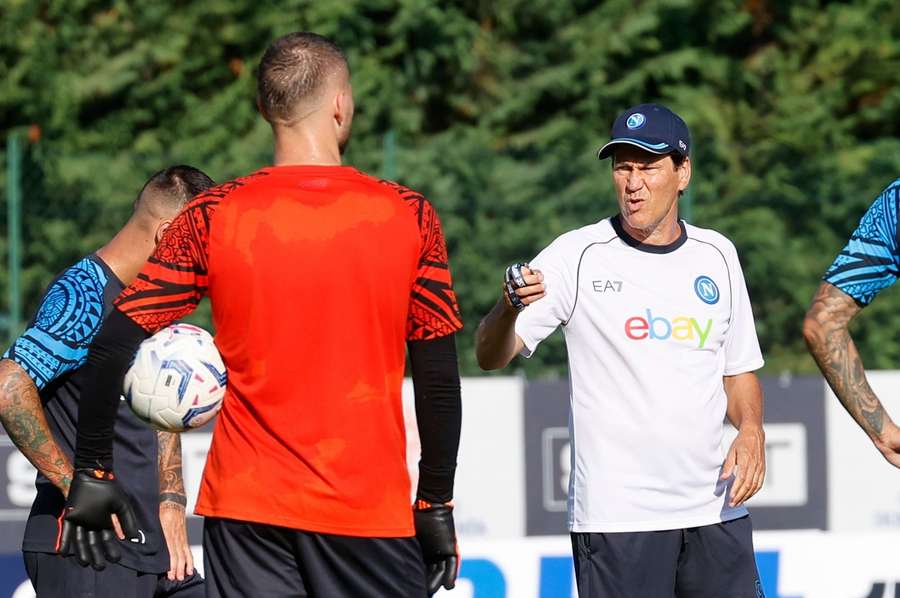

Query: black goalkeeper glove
[57,469,145,570]
[414,500,459,595]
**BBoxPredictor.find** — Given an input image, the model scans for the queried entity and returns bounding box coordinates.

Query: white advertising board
[403,377,526,538]
[754,530,900,598]
[826,371,900,532]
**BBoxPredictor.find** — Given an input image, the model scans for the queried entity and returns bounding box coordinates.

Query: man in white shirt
[476,104,767,598]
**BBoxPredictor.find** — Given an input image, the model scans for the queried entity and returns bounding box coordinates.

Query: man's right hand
[875,423,900,469]
[58,469,144,570]
[503,263,546,311]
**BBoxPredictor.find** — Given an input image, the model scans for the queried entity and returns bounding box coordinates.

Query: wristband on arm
[504,262,530,311]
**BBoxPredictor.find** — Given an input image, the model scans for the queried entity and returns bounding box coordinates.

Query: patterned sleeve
[114,189,223,332]
[3,258,109,389]
[823,180,900,305]
[396,186,463,340]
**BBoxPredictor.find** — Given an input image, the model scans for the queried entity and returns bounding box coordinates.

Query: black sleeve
[74,308,150,470]
[407,333,462,504]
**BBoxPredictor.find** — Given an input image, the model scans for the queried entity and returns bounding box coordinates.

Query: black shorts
[23,551,205,598]
[202,517,427,598]
[571,515,764,598]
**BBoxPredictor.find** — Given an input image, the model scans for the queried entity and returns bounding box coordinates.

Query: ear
[256,96,266,118]
[334,83,354,127]
[333,90,346,127]
[155,219,173,245]
[677,157,692,193]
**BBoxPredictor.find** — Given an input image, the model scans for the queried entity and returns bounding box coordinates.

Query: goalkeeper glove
[414,499,459,595]
[57,468,144,570]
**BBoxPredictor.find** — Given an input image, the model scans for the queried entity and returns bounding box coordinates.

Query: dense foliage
[2,0,900,376]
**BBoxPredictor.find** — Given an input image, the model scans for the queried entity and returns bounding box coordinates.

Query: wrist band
[159,492,187,507]
[504,263,529,311]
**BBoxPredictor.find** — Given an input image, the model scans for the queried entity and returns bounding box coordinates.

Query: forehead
[612,146,673,166]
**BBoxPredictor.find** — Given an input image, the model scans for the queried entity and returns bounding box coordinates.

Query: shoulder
[875,178,900,204]
[376,178,432,214]
[181,171,272,213]
[3,257,109,385]
[684,223,739,259]
[855,178,900,237]
[536,219,618,264]
[34,257,110,339]
[374,179,446,247]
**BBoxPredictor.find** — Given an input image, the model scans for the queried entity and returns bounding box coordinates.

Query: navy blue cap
[597,103,690,160]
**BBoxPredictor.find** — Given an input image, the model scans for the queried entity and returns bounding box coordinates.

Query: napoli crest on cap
[626,113,646,130]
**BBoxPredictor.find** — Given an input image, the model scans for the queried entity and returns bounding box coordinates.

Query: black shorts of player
[571,515,764,598]
[23,551,205,598]
[203,517,427,598]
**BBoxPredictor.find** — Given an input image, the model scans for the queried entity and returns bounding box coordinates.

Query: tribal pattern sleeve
[0,258,111,493]
[389,184,463,340]
[824,180,900,306]
[114,183,232,333]
[3,258,109,389]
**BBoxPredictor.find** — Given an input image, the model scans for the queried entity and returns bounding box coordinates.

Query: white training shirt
[516,216,764,533]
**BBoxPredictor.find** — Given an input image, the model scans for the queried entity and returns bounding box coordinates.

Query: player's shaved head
[133,165,215,222]
[257,32,350,125]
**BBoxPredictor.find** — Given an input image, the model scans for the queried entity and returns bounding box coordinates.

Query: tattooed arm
[157,431,186,505]
[157,431,194,580]
[0,359,73,495]
[803,282,900,466]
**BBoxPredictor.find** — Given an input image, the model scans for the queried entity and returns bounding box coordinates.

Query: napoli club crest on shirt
[694,275,719,305]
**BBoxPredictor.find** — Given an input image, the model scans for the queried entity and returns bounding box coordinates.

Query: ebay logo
[624,309,713,348]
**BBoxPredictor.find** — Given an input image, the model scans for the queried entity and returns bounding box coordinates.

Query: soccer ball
[123,323,226,432]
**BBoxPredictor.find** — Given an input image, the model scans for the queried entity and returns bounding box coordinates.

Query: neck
[619,201,681,246]
[95,221,157,286]
[272,123,343,167]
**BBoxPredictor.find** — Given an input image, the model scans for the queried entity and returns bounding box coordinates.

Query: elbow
[474,345,495,371]
[477,351,515,372]
[474,328,509,371]
[801,316,817,347]
[801,309,824,350]
[476,351,504,372]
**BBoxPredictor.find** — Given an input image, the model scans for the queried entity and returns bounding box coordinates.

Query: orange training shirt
[114,165,462,536]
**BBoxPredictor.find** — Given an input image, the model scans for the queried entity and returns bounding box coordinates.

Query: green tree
[2,0,900,376]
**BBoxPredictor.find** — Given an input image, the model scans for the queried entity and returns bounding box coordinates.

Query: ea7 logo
[592,280,623,293]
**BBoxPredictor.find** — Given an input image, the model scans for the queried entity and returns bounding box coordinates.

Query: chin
[622,213,653,231]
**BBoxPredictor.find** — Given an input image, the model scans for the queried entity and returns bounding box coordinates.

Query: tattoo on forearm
[157,431,186,502]
[806,284,885,436]
[0,361,72,493]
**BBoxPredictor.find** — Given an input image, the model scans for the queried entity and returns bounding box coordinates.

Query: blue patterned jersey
[2,255,167,573]
[824,180,900,305]
[3,257,108,388]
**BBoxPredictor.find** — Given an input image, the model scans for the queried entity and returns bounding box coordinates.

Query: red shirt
[114,165,462,536]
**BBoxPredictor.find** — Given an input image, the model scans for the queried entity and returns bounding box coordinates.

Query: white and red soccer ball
[123,323,226,432]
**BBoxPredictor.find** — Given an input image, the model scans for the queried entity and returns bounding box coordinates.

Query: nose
[625,171,644,192]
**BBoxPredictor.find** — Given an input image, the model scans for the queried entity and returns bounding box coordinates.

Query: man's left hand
[414,500,458,595]
[159,500,194,581]
[721,425,766,507]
